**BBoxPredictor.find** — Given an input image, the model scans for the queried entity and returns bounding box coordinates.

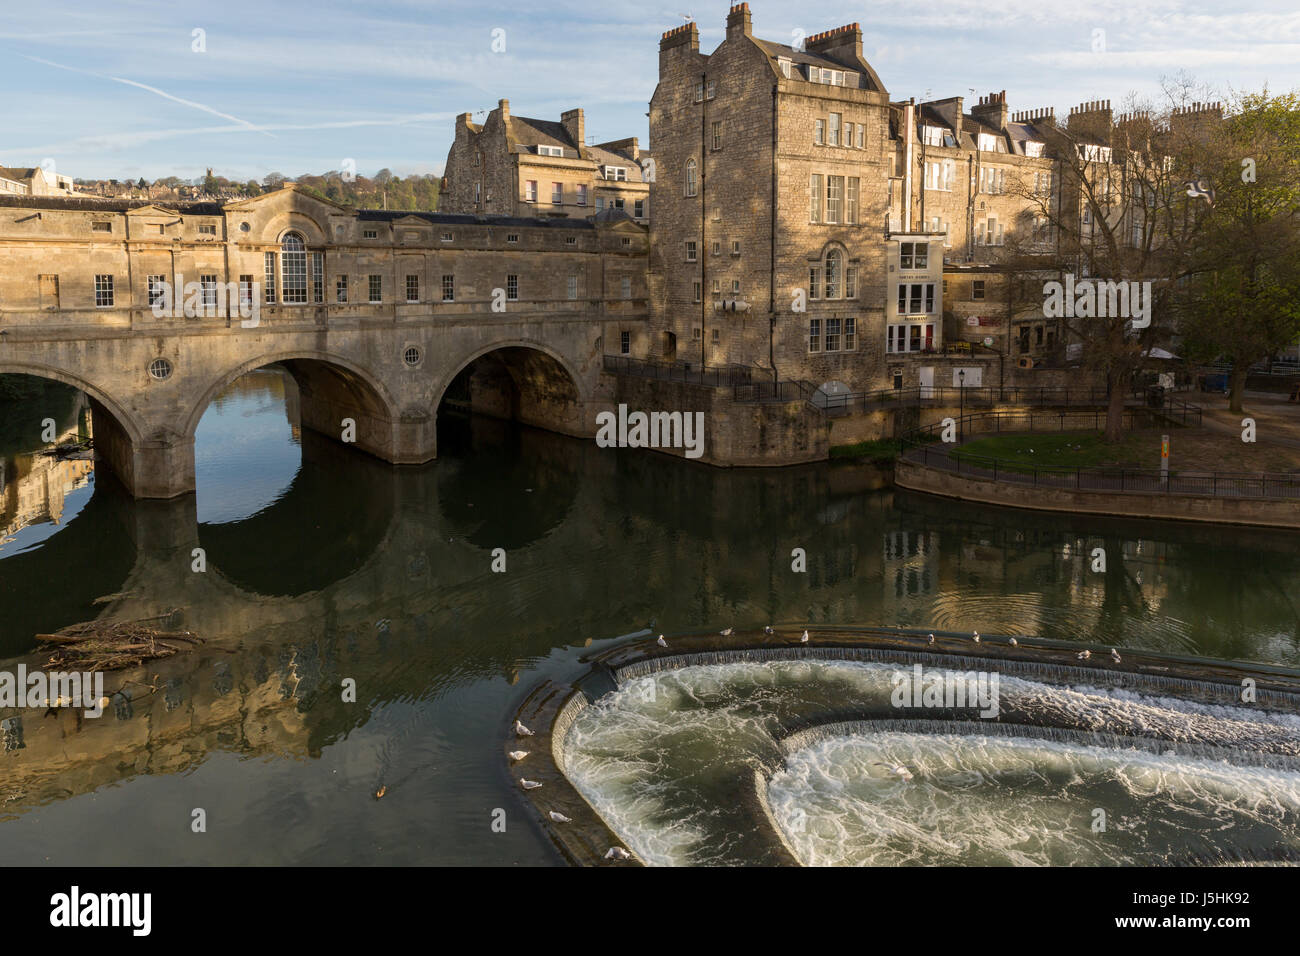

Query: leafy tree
[1174,90,1300,412]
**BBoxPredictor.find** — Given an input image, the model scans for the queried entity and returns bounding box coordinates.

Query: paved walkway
[1197,391,1300,451]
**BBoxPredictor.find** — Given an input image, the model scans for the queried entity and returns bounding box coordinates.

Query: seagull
[1184,179,1215,206]
[720,627,733,636]
[514,720,534,737]
[972,631,981,643]
[764,625,775,635]
[1008,637,1018,646]
[508,750,529,761]
[927,633,936,645]
[549,811,572,823]
[1077,650,1091,660]
[875,762,914,781]
[520,778,542,790]
[656,634,668,647]
[1110,648,1122,663]
[800,629,809,643]
[604,847,632,860]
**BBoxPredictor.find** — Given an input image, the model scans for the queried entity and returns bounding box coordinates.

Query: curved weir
[527,633,1300,866]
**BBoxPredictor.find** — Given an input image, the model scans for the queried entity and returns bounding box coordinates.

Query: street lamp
[958,369,966,442]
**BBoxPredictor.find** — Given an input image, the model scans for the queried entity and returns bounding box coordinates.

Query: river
[1,366,1298,864]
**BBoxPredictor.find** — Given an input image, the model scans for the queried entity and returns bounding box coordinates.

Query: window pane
[281,233,307,303]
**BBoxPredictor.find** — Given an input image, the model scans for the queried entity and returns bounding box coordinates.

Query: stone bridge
[0,186,651,496]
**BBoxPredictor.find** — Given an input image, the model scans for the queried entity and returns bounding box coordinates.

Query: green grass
[830,438,906,462]
[950,431,1153,473]
[831,433,940,462]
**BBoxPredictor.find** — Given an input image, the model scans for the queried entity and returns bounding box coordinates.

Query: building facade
[649,6,897,397]
[441,101,651,224]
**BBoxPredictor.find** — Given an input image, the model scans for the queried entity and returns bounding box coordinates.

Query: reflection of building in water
[884,529,938,605]
[0,420,94,547]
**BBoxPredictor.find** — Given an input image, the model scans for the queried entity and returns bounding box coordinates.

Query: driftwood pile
[35,610,202,671]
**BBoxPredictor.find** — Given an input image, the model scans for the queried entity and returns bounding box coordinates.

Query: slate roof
[356,209,597,229]
[0,195,223,214]
[508,116,580,157]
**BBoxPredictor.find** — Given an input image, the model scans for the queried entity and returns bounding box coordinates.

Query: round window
[239,221,250,232]
[403,347,422,367]
[149,358,174,380]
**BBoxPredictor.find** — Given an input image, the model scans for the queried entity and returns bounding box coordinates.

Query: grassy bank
[950,428,1300,474]
[829,438,906,462]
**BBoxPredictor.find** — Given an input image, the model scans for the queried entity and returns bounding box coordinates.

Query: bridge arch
[434,340,590,440]
[185,350,403,452]
[0,361,146,445]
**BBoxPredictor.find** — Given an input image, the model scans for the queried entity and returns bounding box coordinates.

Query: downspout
[701,70,707,369]
[902,100,914,232]
[770,82,778,382]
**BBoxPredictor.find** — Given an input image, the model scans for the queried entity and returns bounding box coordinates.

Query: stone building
[0,164,77,197]
[441,100,651,223]
[648,5,899,398]
[0,185,651,494]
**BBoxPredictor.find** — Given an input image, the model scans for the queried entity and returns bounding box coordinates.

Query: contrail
[20,53,274,137]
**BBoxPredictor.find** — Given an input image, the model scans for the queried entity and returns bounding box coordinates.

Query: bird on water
[514,720,534,737]
[657,634,668,647]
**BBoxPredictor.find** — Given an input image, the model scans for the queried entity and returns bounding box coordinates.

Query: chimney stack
[805,22,864,64]
[560,108,585,152]
[971,89,1009,130]
[725,2,752,39]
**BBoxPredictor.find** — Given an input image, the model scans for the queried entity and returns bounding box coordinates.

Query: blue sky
[2,0,1296,183]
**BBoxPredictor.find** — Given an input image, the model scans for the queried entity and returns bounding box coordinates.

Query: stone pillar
[89,396,196,499]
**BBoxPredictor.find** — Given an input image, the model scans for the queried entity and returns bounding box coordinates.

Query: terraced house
[648,5,897,399]
[442,101,651,223]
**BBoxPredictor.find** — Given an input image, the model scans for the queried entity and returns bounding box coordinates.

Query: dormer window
[538,145,564,157]
[922,125,944,147]
[778,57,792,79]
[807,66,853,87]
[1024,141,1044,158]
[603,166,628,181]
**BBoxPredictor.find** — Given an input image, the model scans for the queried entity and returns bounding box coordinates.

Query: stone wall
[612,374,827,466]
[896,457,1300,529]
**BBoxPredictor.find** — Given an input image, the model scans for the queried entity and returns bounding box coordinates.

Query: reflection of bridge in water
[3,415,1300,820]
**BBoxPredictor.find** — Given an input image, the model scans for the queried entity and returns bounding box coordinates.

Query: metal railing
[899,412,1299,499]
[602,354,767,388]
[809,384,1201,424]
[733,380,819,404]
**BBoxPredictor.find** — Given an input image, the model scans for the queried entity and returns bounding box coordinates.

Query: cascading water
[559,653,1300,866]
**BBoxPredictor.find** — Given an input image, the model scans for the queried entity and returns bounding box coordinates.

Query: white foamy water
[769,731,1300,866]
[560,658,1300,866]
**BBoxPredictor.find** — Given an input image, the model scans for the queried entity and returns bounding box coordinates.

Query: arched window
[685,159,697,197]
[824,249,842,299]
[281,232,308,303]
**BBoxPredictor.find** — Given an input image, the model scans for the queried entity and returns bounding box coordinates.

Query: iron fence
[900,411,1300,499]
[602,354,765,388]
